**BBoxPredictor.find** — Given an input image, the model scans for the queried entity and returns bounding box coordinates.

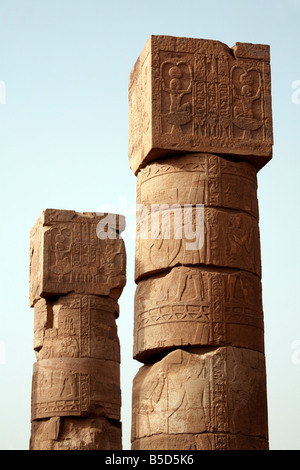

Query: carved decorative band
[137,153,258,218]
[134,266,264,360]
[31,358,121,421]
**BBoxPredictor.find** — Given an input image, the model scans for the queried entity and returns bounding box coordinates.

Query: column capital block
[29,209,126,306]
[129,35,273,174]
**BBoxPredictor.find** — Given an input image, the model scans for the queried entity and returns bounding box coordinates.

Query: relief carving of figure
[136,369,166,436]
[232,67,263,137]
[38,371,53,399]
[51,229,72,280]
[161,60,193,134]
[168,364,207,434]
[228,215,253,265]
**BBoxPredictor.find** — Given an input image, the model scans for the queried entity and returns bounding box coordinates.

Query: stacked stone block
[29,209,126,450]
[129,35,273,450]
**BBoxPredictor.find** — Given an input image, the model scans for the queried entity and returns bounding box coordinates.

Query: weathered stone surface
[29,209,126,306]
[129,35,273,174]
[134,266,264,361]
[34,294,120,362]
[31,357,121,421]
[137,153,258,218]
[131,433,268,450]
[129,35,271,451]
[131,348,268,448]
[33,298,52,352]
[135,207,261,280]
[30,417,122,450]
[30,209,126,450]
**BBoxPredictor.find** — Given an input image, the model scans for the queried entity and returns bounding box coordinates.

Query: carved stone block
[34,294,120,362]
[30,417,122,450]
[33,298,53,352]
[31,357,121,421]
[137,153,258,218]
[134,266,264,361]
[135,207,261,280]
[29,209,126,306]
[131,347,268,449]
[129,35,273,174]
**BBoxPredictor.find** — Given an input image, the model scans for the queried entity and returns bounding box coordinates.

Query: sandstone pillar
[29,209,126,450]
[129,35,273,450]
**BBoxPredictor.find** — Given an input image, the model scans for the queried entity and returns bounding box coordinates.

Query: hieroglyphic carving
[31,366,90,420]
[31,357,121,421]
[135,208,261,280]
[130,36,271,451]
[34,294,120,362]
[232,65,263,139]
[128,35,273,174]
[30,209,126,449]
[29,209,126,305]
[131,348,268,449]
[134,266,264,360]
[160,56,194,135]
[45,225,125,290]
[137,153,258,218]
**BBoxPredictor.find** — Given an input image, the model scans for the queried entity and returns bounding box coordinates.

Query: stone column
[129,35,273,450]
[29,209,126,450]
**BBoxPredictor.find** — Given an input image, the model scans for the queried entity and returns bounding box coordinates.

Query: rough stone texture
[30,417,121,450]
[34,295,120,361]
[131,348,268,450]
[136,207,261,280]
[129,35,272,451]
[131,433,268,451]
[137,153,259,218]
[129,35,273,174]
[134,266,264,361]
[30,209,125,450]
[31,357,121,421]
[29,209,126,306]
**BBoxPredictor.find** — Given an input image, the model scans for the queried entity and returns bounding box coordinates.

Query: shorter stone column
[29,209,126,450]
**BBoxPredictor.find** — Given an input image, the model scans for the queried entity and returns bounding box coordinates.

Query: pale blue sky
[0,0,299,450]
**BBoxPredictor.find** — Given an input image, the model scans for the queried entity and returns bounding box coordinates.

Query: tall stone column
[29,209,126,450]
[129,35,273,450]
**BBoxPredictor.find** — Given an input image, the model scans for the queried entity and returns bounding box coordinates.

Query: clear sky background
[0,0,299,450]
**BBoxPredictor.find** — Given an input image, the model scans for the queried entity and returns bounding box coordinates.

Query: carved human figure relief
[161,59,193,134]
[227,213,254,266]
[168,363,208,434]
[135,369,167,437]
[51,228,72,280]
[132,347,268,445]
[232,66,263,139]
